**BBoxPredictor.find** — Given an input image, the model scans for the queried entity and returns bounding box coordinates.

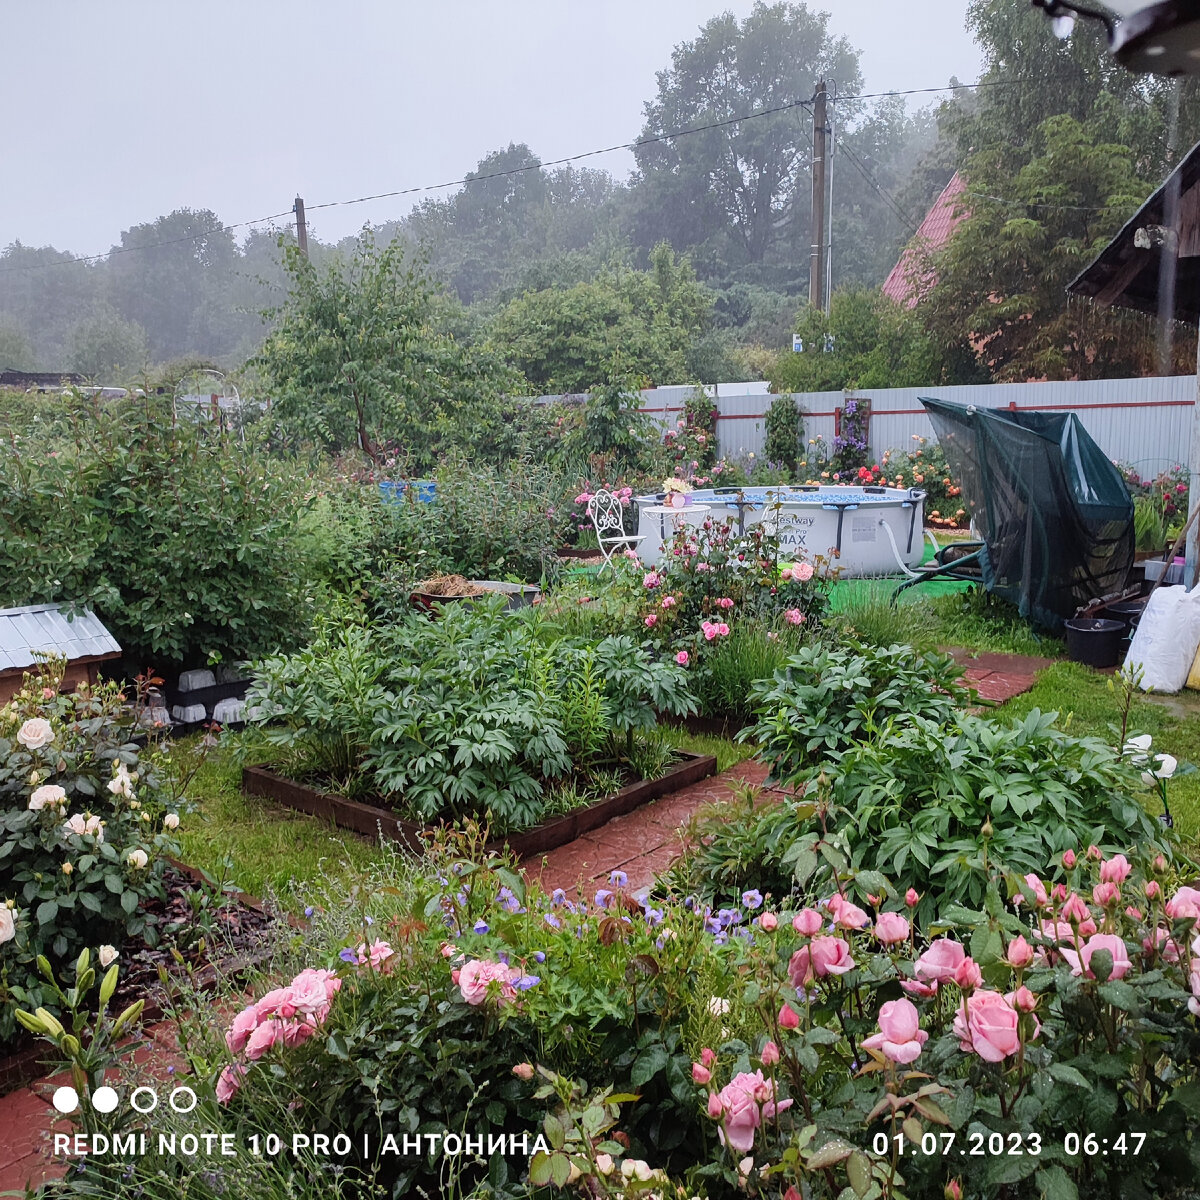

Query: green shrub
[743,641,969,784]
[0,661,182,1048]
[689,620,808,723]
[763,394,804,474]
[0,394,313,667]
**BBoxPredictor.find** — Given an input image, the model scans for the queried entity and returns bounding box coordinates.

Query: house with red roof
[881,172,968,308]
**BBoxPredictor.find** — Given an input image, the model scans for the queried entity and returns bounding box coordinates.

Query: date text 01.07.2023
[871,1130,1147,1158]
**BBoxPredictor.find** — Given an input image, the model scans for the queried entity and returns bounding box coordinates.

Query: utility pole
[809,81,828,311]
[293,195,309,258]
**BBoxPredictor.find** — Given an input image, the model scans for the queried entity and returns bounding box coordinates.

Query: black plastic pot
[1064,618,1125,669]
[1105,598,1147,636]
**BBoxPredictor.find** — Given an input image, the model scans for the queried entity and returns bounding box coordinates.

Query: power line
[834,78,1032,103]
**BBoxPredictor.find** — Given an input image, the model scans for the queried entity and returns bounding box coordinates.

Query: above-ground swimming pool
[634,486,928,577]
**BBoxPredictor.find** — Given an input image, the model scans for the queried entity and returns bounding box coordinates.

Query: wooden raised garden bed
[242,750,718,860]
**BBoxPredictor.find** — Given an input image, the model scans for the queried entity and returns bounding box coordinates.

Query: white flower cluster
[28,784,67,812]
[107,761,137,800]
[63,813,104,843]
[1124,734,1178,785]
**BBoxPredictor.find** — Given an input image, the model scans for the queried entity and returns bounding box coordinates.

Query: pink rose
[778,1003,801,1030]
[810,936,854,977]
[792,908,823,936]
[226,1004,260,1054]
[760,1041,780,1066]
[700,1047,716,1067]
[784,608,803,625]
[661,595,676,608]
[953,989,1021,1062]
[1020,874,1049,907]
[1060,933,1132,981]
[1087,844,1103,862]
[254,987,297,1021]
[1125,905,1143,921]
[758,912,778,932]
[780,568,793,581]
[1004,936,1034,969]
[905,889,919,908]
[245,1020,282,1061]
[914,939,966,984]
[215,1063,246,1104]
[643,572,661,589]
[716,597,734,609]
[1145,880,1161,900]
[788,946,813,988]
[279,1019,317,1049]
[1166,886,1200,921]
[861,998,927,1064]
[1009,985,1038,1013]
[513,1062,535,1080]
[874,911,910,944]
[1062,849,1077,869]
[1092,882,1120,908]
[1061,892,1091,925]
[1099,855,1131,884]
[702,621,718,641]
[707,1091,724,1119]
[643,613,659,629]
[717,622,729,636]
[832,901,870,931]
[901,978,938,998]
[289,968,340,1019]
[692,1062,712,1084]
[459,958,518,1006]
[675,651,689,666]
[952,958,983,990]
[796,562,814,581]
[1189,971,1200,1018]
[712,1070,792,1153]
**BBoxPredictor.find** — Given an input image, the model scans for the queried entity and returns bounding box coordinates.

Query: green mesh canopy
[920,397,1134,630]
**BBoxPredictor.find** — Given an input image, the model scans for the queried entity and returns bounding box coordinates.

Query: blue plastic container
[379,479,437,503]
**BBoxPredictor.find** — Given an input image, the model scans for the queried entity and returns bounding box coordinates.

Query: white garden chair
[588,489,645,570]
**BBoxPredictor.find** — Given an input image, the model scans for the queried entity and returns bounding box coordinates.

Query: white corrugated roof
[0,603,121,672]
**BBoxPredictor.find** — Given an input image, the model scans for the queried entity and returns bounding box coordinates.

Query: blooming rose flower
[163,813,180,830]
[862,998,927,1064]
[1092,882,1120,907]
[289,968,340,1018]
[788,946,813,987]
[780,568,793,581]
[643,572,661,589]
[459,958,518,1006]
[356,940,395,971]
[952,958,983,990]
[279,1020,317,1049]
[953,989,1022,1062]
[792,908,823,936]
[795,562,814,581]
[712,1070,793,1152]
[1060,933,1132,981]
[16,719,54,750]
[1099,855,1131,884]
[63,813,87,836]
[644,613,658,628]
[716,597,734,609]
[0,907,15,945]
[226,1004,260,1053]
[827,897,869,930]
[717,622,729,636]
[245,1020,282,1060]
[914,939,966,983]
[784,609,804,625]
[702,621,719,641]
[1166,886,1200,921]
[215,1063,246,1104]
[98,945,118,968]
[810,936,854,976]
[758,912,778,932]
[675,651,689,666]
[126,848,148,870]
[1004,936,1033,968]
[661,595,676,608]
[873,912,907,940]
[1019,874,1048,907]
[28,785,66,811]
[512,1062,535,1081]
[255,987,298,1020]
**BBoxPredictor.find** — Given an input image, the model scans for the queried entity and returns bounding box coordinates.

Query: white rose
[707,996,730,1016]
[127,849,148,870]
[595,1153,614,1176]
[0,906,15,944]
[28,785,66,811]
[98,945,118,968]
[62,862,73,875]
[163,813,180,830]
[16,719,54,750]
[63,813,87,837]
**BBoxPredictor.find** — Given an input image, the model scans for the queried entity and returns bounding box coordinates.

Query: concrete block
[171,704,207,723]
[212,698,245,724]
[177,669,216,692]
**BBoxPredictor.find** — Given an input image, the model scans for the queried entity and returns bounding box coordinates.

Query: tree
[256,232,520,467]
[488,244,713,392]
[919,115,1188,381]
[630,3,862,274]
[0,326,34,371]
[770,288,960,393]
[68,306,149,378]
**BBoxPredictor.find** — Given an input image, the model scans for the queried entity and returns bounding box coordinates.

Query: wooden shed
[0,603,122,701]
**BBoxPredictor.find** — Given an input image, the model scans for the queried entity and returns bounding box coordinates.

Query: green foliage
[488,243,713,393]
[256,232,521,467]
[771,289,952,394]
[745,641,969,783]
[244,603,695,830]
[0,394,313,667]
[0,664,181,1048]
[67,304,149,378]
[689,621,809,724]
[763,394,804,474]
[562,371,665,477]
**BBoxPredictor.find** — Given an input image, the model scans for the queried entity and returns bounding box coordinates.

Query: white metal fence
[537,377,1194,478]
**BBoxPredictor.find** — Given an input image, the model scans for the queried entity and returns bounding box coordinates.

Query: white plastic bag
[1124,585,1200,693]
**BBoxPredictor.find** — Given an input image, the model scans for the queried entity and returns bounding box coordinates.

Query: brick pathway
[0,647,1053,1187]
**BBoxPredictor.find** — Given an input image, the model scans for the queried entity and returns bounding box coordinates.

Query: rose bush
[0,661,182,1049]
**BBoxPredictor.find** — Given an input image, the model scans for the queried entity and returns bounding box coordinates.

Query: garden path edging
[241,752,718,860]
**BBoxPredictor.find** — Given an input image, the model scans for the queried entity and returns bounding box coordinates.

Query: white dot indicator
[92,1086,118,1113]
[51,1086,79,1114]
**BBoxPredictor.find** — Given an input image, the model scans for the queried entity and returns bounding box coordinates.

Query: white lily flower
[1124,733,1152,753]
[1153,753,1178,779]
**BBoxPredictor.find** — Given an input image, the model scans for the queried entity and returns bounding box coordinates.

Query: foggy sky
[2,1,981,256]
